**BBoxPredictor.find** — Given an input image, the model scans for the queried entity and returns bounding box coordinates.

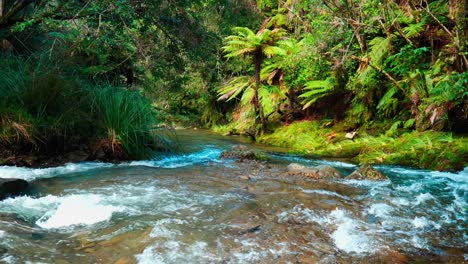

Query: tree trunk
[253,49,266,138]
[453,0,468,70]
[0,0,4,17]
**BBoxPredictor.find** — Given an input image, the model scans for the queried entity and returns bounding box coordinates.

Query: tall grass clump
[1,55,165,160]
[89,85,157,159]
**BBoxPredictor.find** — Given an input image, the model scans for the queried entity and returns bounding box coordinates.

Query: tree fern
[299,77,335,109]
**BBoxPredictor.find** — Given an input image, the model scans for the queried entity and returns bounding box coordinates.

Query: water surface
[0,130,466,263]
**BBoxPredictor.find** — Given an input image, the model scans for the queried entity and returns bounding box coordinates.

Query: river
[0,130,466,263]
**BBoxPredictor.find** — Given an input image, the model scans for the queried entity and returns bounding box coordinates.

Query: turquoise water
[0,130,466,263]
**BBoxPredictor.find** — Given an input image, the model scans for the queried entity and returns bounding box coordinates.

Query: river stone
[0,178,29,200]
[287,164,344,179]
[220,145,265,161]
[347,164,388,181]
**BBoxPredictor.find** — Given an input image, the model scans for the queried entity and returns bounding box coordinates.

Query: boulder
[316,165,345,179]
[286,163,344,179]
[0,178,29,200]
[220,145,266,161]
[347,164,388,181]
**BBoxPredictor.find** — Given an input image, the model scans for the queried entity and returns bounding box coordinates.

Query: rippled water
[0,130,466,263]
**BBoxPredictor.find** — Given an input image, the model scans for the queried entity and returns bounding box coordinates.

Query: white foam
[299,188,353,201]
[430,167,468,183]
[149,219,187,238]
[315,160,357,168]
[128,148,222,168]
[0,230,4,237]
[328,209,379,254]
[391,198,410,206]
[0,195,61,217]
[411,236,429,249]
[367,203,394,218]
[414,193,435,205]
[1,255,15,264]
[277,205,324,224]
[412,216,440,230]
[36,194,122,229]
[0,162,112,181]
[136,241,213,264]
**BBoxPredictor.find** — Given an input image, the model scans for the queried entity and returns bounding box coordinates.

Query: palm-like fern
[299,77,336,109]
[220,26,287,136]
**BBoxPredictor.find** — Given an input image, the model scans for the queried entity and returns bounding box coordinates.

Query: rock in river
[287,163,344,180]
[347,164,388,181]
[220,145,267,161]
[0,178,29,200]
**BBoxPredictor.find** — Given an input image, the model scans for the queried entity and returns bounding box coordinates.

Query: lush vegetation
[1,0,467,169]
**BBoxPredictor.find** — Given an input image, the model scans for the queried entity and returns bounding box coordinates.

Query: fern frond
[402,22,425,38]
[299,77,335,109]
[218,76,252,101]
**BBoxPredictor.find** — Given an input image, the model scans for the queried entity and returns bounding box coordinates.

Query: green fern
[402,22,425,38]
[377,87,399,117]
[217,76,253,102]
[299,77,335,109]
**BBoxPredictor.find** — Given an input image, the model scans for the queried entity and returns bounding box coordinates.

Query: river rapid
[0,130,466,263]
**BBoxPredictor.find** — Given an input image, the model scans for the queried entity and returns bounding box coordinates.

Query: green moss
[258,121,468,171]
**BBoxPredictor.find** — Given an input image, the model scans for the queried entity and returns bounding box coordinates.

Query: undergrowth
[0,56,162,160]
[258,121,467,171]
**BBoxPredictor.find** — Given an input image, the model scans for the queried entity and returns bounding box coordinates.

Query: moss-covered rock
[220,145,268,161]
[347,164,388,181]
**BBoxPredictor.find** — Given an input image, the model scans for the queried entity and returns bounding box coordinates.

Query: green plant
[90,85,157,159]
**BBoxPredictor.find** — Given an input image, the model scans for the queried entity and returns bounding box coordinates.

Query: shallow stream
[0,130,466,263]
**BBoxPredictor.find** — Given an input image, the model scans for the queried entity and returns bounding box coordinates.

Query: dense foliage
[0,0,466,168]
[218,0,468,136]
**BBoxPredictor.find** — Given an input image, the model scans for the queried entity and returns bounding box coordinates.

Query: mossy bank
[255,121,467,171]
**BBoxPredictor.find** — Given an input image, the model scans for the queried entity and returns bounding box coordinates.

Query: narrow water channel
[0,130,466,263]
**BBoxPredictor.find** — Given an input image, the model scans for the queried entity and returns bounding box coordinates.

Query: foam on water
[414,193,435,205]
[1,194,122,229]
[0,147,223,182]
[278,206,380,254]
[299,188,353,201]
[0,162,111,181]
[128,147,223,168]
[412,216,440,230]
[149,219,187,238]
[327,209,380,254]
[367,203,394,218]
[36,195,122,229]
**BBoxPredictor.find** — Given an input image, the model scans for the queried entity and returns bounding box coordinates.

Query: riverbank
[251,121,467,171]
[213,121,467,171]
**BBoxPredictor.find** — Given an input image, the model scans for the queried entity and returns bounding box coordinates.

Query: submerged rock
[347,164,388,181]
[286,163,344,180]
[0,178,29,200]
[220,145,267,161]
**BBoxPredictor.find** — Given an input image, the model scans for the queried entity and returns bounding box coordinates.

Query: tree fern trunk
[253,49,266,137]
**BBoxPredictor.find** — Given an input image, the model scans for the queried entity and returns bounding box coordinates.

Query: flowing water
[0,130,466,263]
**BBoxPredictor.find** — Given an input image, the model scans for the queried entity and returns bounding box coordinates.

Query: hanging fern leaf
[377,87,399,113]
[404,118,416,129]
[217,76,253,101]
[299,77,336,109]
[402,22,425,38]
